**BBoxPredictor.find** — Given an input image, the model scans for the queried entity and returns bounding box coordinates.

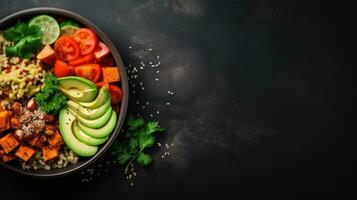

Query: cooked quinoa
[0,33,46,100]
[20,146,79,170]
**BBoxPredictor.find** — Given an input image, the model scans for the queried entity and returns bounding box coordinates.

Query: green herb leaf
[35,73,67,114]
[3,21,43,58]
[111,116,165,170]
[146,121,165,135]
[137,152,152,166]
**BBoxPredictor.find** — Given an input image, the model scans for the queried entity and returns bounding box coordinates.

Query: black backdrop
[0,0,353,199]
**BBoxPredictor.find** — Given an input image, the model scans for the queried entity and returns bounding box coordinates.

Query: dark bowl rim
[0,7,129,178]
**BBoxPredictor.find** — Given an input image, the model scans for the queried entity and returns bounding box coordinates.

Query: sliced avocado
[79,87,110,109]
[77,111,117,139]
[67,98,111,120]
[68,107,112,129]
[73,122,108,146]
[60,88,97,103]
[59,108,98,157]
[58,76,97,102]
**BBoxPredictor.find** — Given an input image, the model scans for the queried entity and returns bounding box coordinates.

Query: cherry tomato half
[54,59,74,77]
[94,41,110,61]
[73,28,98,55]
[54,36,81,61]
[109,84,123,104]
[69,53,95,66]
[74,64,101,83]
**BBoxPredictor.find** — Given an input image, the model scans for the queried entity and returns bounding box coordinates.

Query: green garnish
[3,20,43,59]
[111,115,165,171]
[35,73,67,114]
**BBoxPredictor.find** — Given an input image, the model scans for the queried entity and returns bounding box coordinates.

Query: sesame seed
[149,62,153,64]
[155,78,159,82]
[157,56,160,59]
[157,142,162,146]
[130,182,134,186]
[166,102,170,106]
[139,82,143,85]
[132,90,136,94]
[146,102,149,105]
[156,110,160,114]
[171,143,174,146]
[141,87,145,90]
[150,114,154,117]
[149,48,152,51]
[140,67,143,70]
[156,70,160,74]
[151,65,155,68]
[161,155,165,159]
[129,46,132,49]
[136,101,139,105]
[168,90,171,94]
[142,106,146,109]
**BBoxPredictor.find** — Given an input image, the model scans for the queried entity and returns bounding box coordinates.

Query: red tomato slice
[74,64,101,83]
[73,28,98,55]
[54,59,74,77]
[109,84,123,104]
[99,56,114,67]
[54,36,80,61]
[94,42,110,61]
[95,81,110,90]
[69,53,95,66]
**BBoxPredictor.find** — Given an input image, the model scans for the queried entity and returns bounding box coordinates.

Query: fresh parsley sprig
[111,115,165,172]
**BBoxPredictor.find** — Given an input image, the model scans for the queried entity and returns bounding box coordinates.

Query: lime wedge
[29,15,60,44]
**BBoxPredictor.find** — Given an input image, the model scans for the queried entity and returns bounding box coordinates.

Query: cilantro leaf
[137,152,152,166]
[138,133,155,149]
[111,116,165,169]
[3,20,43,58]
[146,122,165,135]
[127,115,145,131]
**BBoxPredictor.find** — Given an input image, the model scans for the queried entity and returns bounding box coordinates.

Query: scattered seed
[141,87,145,90]
[157,142,162,146]
[150,114,154,117]
[136,101,139,105]
[142,106,146,109]
[157,56,160,59]
[156,70,160,74]
[155,78,159,82]
[149,48,152,51]
[156,110,160,114]
[129,46,132,49]
[166,102,171,106]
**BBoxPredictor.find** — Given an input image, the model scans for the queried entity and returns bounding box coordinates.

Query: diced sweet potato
[0,149,16,162]
[37,44,56,65]
[0,111,11,133]
[42,146,60,162]
[102,67,120,83]
[0,133,20,153]
[15,145,35,161]
[48,130,64,147]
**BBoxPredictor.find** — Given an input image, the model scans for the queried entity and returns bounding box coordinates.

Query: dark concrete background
[0,0,353,199]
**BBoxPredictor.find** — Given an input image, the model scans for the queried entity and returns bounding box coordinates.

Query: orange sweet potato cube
[42,146,60,162]
[0,111,11,133]
[48,130,64,147]
[102,67,120,83]
[15,145,35,162]
[0,133,20,154]
[0,149,16,162]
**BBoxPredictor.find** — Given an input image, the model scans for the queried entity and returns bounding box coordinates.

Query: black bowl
[0,7,129,178]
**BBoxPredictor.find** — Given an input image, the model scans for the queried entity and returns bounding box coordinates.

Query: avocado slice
[58,76,97,102]
[73,122,108,146]
[79,87,110,109]
[77,111,117,139]
[67,98,111,120]
[68,107,113,129]
[59,108,98,157]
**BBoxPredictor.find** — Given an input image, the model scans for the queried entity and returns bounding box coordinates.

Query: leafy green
[35,73,67,114]
[111,115,165,170]
[3,21,43,59]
